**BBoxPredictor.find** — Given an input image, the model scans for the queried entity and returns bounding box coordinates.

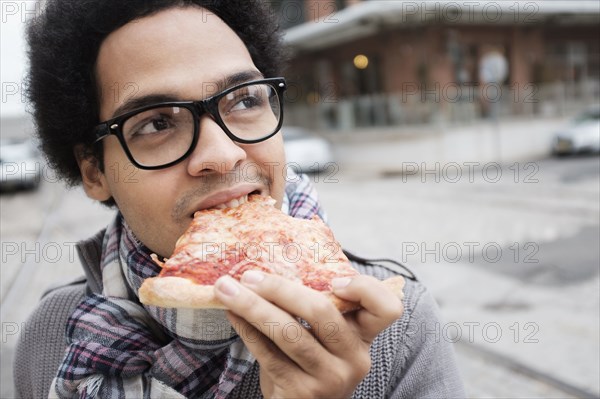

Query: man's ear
[74,144,112,201]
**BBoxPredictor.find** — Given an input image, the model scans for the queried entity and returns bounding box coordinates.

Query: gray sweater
[13,231,466,398]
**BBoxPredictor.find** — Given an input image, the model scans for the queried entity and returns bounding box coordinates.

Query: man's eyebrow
[219,70,264,91]
[108,70,265,120]
[110,94,178,119]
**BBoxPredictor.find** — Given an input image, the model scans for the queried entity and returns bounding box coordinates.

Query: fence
[285,79,600,130]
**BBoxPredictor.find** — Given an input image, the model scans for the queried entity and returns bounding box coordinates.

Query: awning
[284,0,600,52]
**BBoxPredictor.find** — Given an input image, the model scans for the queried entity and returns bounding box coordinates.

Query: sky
[1,1,37,118]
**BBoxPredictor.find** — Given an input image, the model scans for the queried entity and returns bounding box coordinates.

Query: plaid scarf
[50,172,325,398]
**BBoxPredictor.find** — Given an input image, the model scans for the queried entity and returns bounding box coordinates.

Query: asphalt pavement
[314,116,600,398]
[1,115,599,398]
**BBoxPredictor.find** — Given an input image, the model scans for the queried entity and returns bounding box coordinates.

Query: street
[1,143,599,397]
[314,154,600,398]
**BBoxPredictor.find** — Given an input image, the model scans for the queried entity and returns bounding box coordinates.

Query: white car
[0,138,43,191]
[552,105,600,155]
[282,127,334,173]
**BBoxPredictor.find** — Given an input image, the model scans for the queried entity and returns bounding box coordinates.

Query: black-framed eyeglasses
[94,77,286,170]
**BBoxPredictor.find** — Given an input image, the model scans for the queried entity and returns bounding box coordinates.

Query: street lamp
[353,54,369,69]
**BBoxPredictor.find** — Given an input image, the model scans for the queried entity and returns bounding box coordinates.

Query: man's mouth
[213,193,249,209]
[190,188,263,217]
[212,189,264,209]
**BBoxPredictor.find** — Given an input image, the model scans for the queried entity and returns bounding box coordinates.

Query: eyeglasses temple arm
[93,123,111,143]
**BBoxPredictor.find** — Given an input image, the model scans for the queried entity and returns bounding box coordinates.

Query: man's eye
[230,95,262,111]
[134,116,174,136]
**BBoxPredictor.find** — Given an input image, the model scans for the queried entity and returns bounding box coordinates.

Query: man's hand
[214,271,404,399]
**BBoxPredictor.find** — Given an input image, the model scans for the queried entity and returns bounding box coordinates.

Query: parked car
[552,105,600,155]
[282,126,334,173]
[0,138,43,191]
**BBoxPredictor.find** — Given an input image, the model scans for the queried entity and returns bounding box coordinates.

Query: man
[15,0,465,397]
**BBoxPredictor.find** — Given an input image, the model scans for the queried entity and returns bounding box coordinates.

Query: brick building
[274,1,600,129]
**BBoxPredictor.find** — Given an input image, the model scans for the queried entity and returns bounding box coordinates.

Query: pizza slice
[138,195,404,312]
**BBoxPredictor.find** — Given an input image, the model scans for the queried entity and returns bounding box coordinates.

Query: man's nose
[185,115,247,176]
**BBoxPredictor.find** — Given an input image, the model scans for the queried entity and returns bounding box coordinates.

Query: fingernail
[331,277,352,289]
[241,270,265,285]
[216,276,240,296]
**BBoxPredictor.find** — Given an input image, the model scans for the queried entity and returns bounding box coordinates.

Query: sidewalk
[312,115,600,398]
[0,186,114,397]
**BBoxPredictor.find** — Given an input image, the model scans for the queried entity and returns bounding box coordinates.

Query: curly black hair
[26,0,285,187]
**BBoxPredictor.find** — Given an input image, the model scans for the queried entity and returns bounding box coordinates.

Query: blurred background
[1,1,599,397]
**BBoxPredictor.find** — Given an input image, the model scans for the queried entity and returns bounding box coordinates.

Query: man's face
[90,6,286,257]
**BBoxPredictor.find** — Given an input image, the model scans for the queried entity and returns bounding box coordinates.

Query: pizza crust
[139,276,227,309]
[138,275,406,312]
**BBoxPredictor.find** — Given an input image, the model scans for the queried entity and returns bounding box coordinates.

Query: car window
[574,109,600,124]
[0,142,35,161]
[283,129,307,141]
